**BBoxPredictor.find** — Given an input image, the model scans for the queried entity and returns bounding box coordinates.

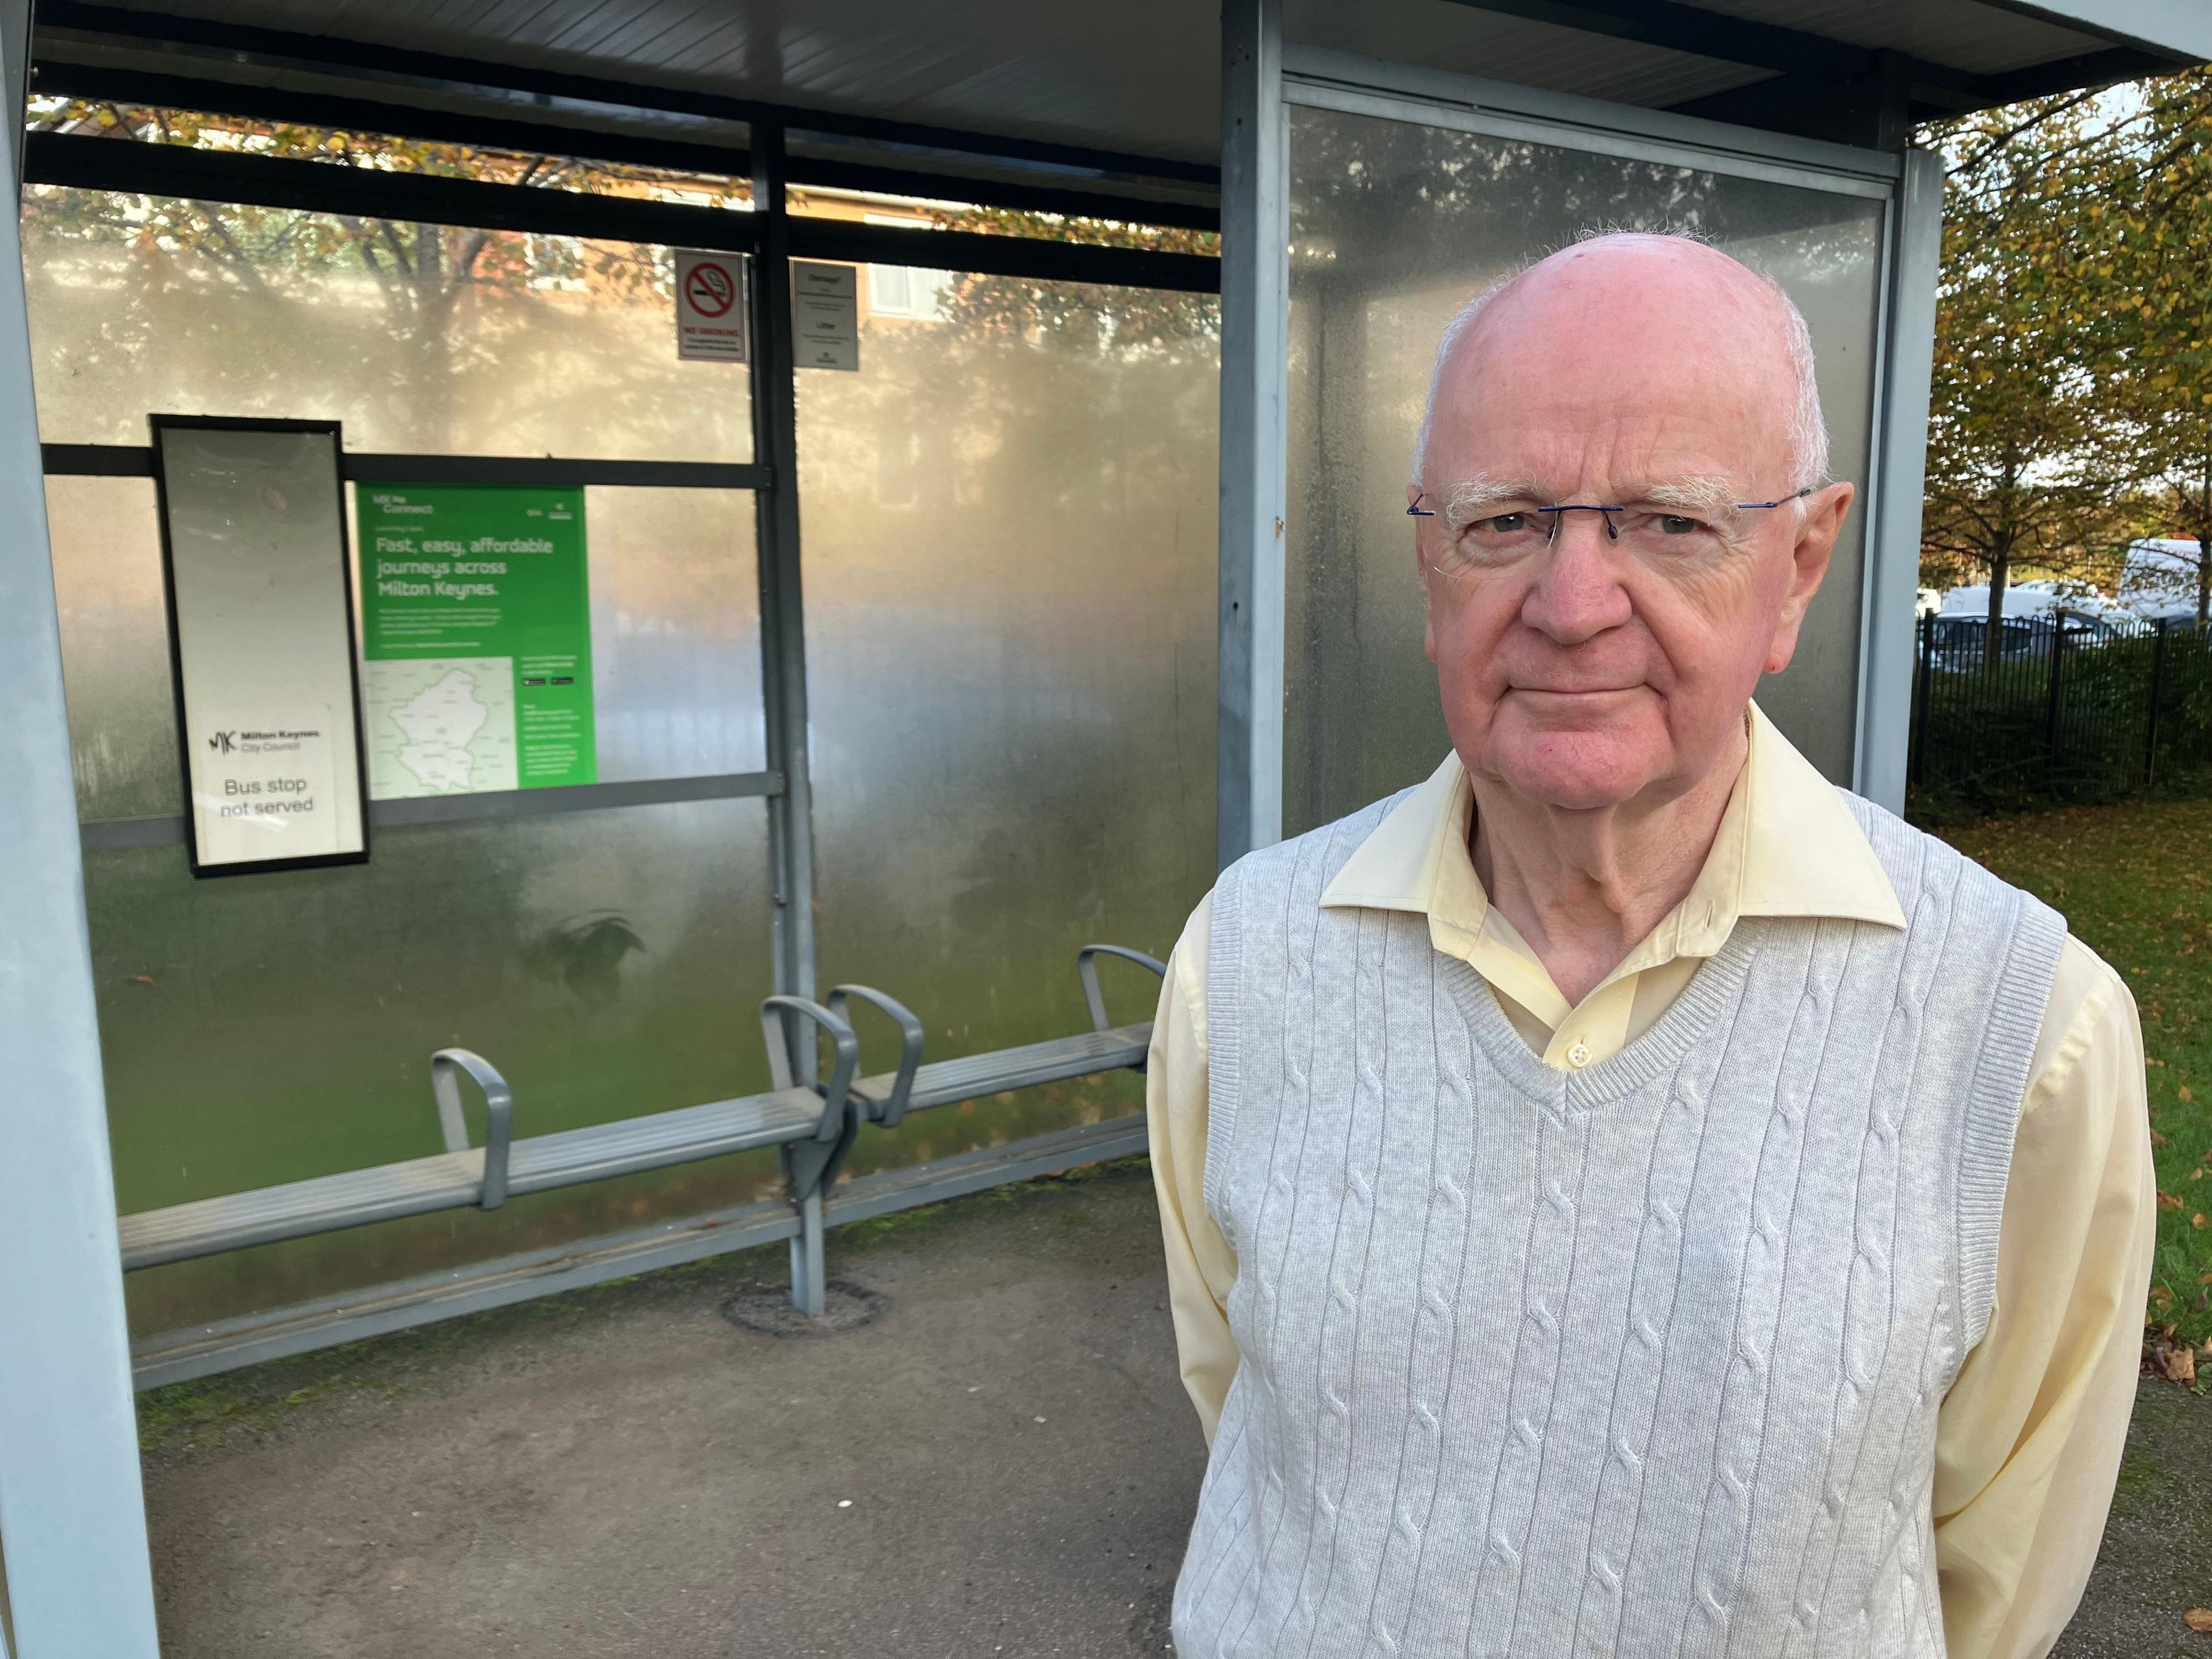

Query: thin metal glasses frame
[1404,486,1816,538]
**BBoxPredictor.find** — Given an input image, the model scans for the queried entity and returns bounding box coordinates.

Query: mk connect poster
[356,485,595,798]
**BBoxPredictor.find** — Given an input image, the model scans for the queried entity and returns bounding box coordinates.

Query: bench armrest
[759,995,859,1143]
[431,1048,514,1210]
[828,984,926,1128]
[1077,944,1167,1035]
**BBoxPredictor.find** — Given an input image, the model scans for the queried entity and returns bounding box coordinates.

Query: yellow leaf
[2187,1608,2212,1633]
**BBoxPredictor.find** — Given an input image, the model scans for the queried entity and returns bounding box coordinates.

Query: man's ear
[1764,481,1853,675]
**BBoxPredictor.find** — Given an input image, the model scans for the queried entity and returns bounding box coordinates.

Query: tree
[1921,95,2118,657]
[2072,70,2212,626]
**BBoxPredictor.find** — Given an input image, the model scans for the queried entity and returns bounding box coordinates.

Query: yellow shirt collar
[1317,702,1907,953]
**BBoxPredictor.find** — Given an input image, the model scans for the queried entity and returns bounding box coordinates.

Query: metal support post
[1217,0,1289,869]
[2044,622,2067,777]
[0,0,163,1640]
[1854,146,1944,813]
[1910,612,1933,788]
[2146,617,2168,788]
[751,123,819,1014]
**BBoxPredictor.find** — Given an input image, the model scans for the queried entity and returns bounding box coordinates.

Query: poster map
[356,484,594,798]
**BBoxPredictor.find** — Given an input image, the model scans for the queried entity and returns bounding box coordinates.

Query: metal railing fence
[1909,612,2212,818]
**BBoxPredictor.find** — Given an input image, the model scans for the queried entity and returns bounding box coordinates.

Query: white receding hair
[1407,231,1830,496]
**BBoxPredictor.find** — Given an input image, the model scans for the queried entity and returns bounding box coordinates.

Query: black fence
[1910,611,2212,819]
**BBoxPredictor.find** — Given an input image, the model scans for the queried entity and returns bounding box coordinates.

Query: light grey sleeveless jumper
[1175,789,2064,1659]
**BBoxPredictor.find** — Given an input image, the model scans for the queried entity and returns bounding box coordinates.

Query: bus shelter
[0,1,2203,1650]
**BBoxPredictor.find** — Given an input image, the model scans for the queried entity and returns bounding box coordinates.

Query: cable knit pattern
[1177,788,2064,1659]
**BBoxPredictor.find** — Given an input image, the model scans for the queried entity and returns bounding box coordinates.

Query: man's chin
[1484,732,1665,812]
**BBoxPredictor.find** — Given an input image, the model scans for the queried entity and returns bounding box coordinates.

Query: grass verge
[1938,797,2212,1351]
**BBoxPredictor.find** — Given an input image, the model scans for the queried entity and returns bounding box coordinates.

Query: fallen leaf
[2182,1084,2196,1102]
[131,973,156,986]
[2197,1214,2210,1230]
[2187,1608,2212,1633]
[2157,1341,2198,1386]
[2161,1191,2186,1211]
[2154,1129,2172,1147]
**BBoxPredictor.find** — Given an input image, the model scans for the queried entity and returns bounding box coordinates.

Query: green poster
[356,484,594,797]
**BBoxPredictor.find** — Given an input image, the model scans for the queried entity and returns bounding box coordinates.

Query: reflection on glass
[800,270,1218,1173]
[1284,104,1885,832]
[22,187,755,462]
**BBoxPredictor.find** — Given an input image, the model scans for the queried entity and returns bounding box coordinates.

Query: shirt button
[1565,1040,1593,1069]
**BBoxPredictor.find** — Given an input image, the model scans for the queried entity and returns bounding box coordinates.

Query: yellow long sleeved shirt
[1146,704,2154,1659]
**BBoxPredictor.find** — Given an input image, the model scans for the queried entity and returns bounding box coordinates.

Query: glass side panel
[22,185,755,461]
[1283,104,1886,832]
[799,270,1219,1168]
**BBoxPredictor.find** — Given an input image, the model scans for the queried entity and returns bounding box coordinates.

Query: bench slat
[505,1088,824,1194]
[118,1022,1151,1271]
[892,1021,1152,1114]
[120,1150,483,1270]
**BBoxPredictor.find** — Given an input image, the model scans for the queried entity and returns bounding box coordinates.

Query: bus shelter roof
[31,0,2212,204]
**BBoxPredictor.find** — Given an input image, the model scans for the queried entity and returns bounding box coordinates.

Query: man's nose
[1518,513,1634,644]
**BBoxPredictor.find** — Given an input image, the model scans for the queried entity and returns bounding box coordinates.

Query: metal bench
[116,944,1167,1317]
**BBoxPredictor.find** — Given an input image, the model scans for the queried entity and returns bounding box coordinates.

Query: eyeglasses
[1406,487,1814,558]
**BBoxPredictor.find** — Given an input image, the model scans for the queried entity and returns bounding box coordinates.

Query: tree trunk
[1985,548,2010,666]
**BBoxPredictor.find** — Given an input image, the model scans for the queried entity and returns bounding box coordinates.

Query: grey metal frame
[1217,0,1290,870]
[1219,17,1922,855]
[0,0,161,1638]
[749,126,820,1024]
[1857,148,1946,813]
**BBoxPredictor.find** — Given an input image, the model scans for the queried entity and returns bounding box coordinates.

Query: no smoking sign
[675,250,750,362]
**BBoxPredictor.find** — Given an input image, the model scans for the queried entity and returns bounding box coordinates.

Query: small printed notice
[357,485,594,797]
[154,418,369,876]
[793,260,859,372]
[675,249,750,362]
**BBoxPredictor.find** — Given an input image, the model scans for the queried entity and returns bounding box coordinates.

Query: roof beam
[29,58,1222,229]
[31,0,1219,188]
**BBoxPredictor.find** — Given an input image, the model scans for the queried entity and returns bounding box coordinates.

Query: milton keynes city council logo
[209,731,237,753]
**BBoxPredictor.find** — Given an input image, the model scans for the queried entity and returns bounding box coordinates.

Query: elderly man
[1147,234,2153,1659]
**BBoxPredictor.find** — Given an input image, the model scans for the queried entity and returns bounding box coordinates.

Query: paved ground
[137,1161,1203,1659]
[138,1158,2211,1657]
[2058,1374,2212,1659]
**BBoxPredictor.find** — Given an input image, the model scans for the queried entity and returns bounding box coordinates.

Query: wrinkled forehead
[1430,249,1801,487]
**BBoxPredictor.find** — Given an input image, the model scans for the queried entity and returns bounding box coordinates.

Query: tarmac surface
[137,1157,2210,1657]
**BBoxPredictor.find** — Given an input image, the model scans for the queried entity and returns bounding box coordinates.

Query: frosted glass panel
[22,188,753,462]
[48,475,181,819]
[585,486,766,780]
[801,272,1217,1153]
[1283,104,1885,832]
